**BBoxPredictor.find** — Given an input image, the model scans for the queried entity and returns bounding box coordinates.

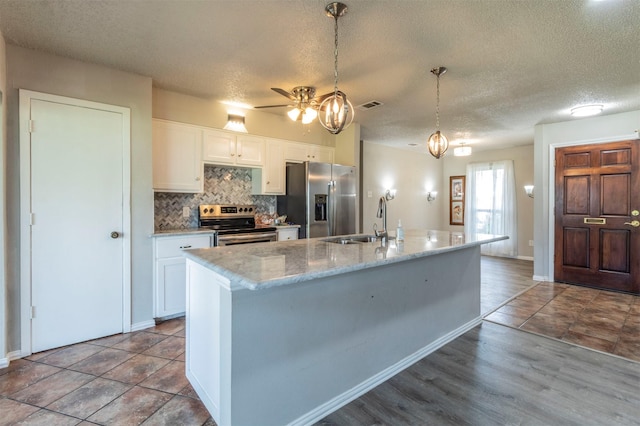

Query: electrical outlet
[367,191,372,198]
[529,240,534,247]
[183,207,190,218]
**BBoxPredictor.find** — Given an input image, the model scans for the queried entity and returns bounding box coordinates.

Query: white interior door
[29,97,126,352]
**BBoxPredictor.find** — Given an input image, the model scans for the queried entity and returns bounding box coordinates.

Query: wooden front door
[554,140,640,294]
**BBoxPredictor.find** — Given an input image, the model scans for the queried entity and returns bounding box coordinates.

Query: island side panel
[185,260,232,425]
[230,246,481,426]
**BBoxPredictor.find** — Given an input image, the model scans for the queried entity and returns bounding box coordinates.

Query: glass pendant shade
[302,107,317,124]
[427,130,448,159]
[287,108,302,121]
[319,91,354,134]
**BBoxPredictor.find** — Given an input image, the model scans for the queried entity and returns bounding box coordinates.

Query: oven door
[217,231,277,246]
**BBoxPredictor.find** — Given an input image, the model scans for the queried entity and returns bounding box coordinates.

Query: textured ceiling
[0,0,639,153]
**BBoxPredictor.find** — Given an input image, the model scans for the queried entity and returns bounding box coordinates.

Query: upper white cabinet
[252,139,285,195]
[153,119,203,193]
[284,141,334,163]
[203,129,265,167]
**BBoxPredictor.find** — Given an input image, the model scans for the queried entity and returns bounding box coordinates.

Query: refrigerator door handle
[328,180,336,236]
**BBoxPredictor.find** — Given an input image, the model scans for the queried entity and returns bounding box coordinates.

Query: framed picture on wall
[450,176,465,225]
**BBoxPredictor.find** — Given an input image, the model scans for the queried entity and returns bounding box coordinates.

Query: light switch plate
[183,206,190,218]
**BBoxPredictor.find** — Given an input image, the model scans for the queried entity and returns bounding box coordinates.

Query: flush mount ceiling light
[453,142,472,156]
[319,2,354,135]
[570,104,603,117]
[223,114,248,133]
[427,66,449,159]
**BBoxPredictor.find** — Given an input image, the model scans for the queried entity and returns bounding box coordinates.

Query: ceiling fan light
[287,108,302,121]
[302,107,317,124]
[427,131,449,159]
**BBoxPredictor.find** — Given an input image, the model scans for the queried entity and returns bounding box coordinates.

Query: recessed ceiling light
[570,104,603,117]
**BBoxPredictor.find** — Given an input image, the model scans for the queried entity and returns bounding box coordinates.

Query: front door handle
[624,220,640,227]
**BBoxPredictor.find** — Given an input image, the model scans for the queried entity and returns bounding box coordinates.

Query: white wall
[5,45,154,352]
[0,31,7,362]
[152,88,336,148]
[362,143,442,234]
[533,111,640,280]
[442,145,535,259]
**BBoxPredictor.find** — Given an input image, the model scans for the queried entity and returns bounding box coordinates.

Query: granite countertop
[151,228,217,237]
[183,229,507,291]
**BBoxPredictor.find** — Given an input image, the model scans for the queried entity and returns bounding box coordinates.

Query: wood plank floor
[317,257,640,426]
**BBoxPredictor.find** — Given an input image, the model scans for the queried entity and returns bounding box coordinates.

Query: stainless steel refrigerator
[277,162,356,238]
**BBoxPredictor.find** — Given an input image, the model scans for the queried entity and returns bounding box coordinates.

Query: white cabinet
[284,141,334,163]
[203,129,265,167]
[252,139,285,195]
[153,234,213,318]
[152,119,203,193]
[276,227,299,241]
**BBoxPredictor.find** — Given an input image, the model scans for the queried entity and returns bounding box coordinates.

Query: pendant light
[319,2,354,135]
[427,66,449,159]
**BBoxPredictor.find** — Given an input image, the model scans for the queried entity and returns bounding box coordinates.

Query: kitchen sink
[323,234,380,244]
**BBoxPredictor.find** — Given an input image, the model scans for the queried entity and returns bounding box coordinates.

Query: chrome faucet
[375,196,388,241]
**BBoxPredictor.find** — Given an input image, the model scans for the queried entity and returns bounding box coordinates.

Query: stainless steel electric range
[198,204,277,246]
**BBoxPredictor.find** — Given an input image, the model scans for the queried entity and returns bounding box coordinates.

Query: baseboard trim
[516,256,533,261]
[131,320,156,332]
[0,350,26,368]
[533,275,549,282]
[289,317,483,426]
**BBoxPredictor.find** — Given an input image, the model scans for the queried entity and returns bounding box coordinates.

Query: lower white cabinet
[276,227,299,241]
[154,234,213,318]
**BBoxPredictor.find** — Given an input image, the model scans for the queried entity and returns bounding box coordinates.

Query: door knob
[623,220,640,227]
[111,231,120,239]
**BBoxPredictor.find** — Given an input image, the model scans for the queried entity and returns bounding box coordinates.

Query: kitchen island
[183,230,506,426]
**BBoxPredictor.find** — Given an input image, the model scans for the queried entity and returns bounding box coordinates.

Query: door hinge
[28,120,34,133]
[31,306,36,319]
[30,213,35,226]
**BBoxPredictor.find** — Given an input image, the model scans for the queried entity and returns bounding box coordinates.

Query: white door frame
[19,90,132,356]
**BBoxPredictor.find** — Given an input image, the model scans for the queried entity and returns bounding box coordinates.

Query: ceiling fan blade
[316,91,334,102]
[254,104,292,109]
[271,87,295,100]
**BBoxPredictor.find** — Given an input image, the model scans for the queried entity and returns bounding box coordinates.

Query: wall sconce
[524,185,534,198]
[385,189,396,201]
[223,114,248,133]
[427,191,437,202]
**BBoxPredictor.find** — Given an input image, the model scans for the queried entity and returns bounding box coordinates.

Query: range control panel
[199,204,256,219]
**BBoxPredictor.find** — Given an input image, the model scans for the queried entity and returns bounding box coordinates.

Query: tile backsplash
[154,165,276,230]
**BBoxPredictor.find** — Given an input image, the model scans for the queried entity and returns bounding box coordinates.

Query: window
[465,160,517,257]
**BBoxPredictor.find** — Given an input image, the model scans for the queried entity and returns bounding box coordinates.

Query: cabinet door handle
[195,177,200,181]
[179,245,192,249]
[111,231,120,239]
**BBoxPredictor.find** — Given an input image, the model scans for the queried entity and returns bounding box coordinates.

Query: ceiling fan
[254,86,332,124]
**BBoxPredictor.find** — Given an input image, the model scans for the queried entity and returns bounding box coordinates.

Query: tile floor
[0,317,214,425]
[485,281,640,362]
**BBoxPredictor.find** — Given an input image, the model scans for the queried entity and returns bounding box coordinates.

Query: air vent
[356,100,383,111]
